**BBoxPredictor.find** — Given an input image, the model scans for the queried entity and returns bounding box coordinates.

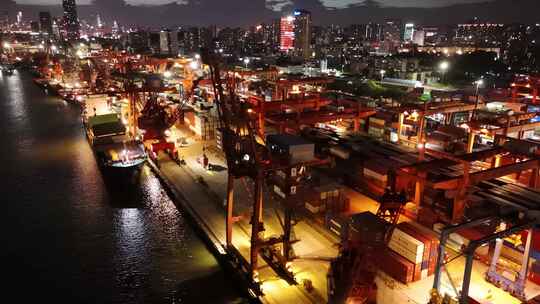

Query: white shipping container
[389,229,424,264]
[391,231,424,257]
[363,168,388,182]
[388,239,423,264]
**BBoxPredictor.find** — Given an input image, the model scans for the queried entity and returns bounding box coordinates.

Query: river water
[1,70,243,303]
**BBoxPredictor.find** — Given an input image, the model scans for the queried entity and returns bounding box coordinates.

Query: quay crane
[118,67,180,161]
[202,48,271,293]
[201,49,330,294]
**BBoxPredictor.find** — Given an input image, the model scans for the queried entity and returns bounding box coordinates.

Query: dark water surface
[1,71,242,303]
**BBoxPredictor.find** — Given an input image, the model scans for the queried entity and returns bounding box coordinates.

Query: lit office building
[293,9,312,59]
[63,0,80,40]
[280,15,295,52]
[403,23,415,42]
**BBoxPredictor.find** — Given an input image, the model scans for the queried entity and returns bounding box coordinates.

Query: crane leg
[226,174,234,248]
[250,177,264,277]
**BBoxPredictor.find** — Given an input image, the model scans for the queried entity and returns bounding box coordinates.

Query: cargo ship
[82,94,147,170]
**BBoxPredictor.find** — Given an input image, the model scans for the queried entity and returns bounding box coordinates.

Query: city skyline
[13,0,494,9]
[2,0,540,303]
[4,0,537,27]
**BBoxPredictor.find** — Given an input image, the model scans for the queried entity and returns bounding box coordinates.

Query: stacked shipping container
[380,222,439,284]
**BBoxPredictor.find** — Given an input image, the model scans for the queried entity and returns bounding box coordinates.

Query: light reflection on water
[1,71,243,303]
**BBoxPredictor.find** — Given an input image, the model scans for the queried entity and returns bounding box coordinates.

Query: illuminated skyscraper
[280,15,295,52]
[293,9,312,59]
[403,23,415,42]
[63,0,80,40]
[96,14,103,28]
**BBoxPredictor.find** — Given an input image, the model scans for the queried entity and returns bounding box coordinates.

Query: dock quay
[21,38,540,303]
[147,143,341,303]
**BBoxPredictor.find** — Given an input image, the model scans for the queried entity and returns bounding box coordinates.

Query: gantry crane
[202,49,270,291]
[202,49,322,293]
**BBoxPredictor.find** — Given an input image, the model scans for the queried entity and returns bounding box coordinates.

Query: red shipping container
[521,229,540,253]
[428,254,437,276]
[531,261,540,274]
[413,262,422,281]
[380,248,414,284]
[530,272,540,285]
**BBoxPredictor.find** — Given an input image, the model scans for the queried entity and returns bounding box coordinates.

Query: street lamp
[439,61,449,83]
[243,57,250,69]
[380,69,386,81]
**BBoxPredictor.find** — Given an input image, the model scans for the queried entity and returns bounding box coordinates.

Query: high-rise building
[52,18,61,39]
[39,12,53,35]
[96,14,103,28]
[63,0,80,40]
[403,23,415,42]
[413,30,425,46]
[127,30,150,53]
[293,9,312,59]
[382,19,402,53]
[0,11,8,32]
[280,15,295,52]
[159,30,170,54]
[455,22,506,46]
[169,30,179,55]
[112,20,119,37]
[369,23,384,41]
[31,21,40,33]
[17,11,22,24]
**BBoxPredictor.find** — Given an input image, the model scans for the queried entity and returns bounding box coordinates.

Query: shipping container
[404,222,440,277]
[388,228,425,264]
[531,272,540,285]
[398,224,431,280]
[325,213,349,240]
[349,212,389,246]
[380,248,415,284]
[267,134,315,163]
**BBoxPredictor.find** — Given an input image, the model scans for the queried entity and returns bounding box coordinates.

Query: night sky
[14,0,494,9]
[8,0,534,26]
